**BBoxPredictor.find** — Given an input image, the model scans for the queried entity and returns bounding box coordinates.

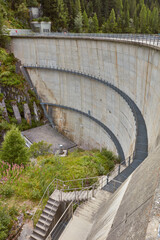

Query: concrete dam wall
[10,35,160,239]
[10,37,160,156]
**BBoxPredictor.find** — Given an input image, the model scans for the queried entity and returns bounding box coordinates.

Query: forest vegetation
[0,0,160,36]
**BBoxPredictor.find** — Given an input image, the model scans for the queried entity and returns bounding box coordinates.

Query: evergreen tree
[94,0,102,24]
[108,8,117,32]
[116,0,123,32]
[151,7,159,33]
[56,0,68,30]
[140,4,147,33]
[123,0,130,31]
[0,126,29,166]
[129,0,136,18]
[83,10,89,32]
[92,13,99,32]
[88,17,93,32]
[116,0,123,17]
[74,11,83,32]
[75,0,81,15]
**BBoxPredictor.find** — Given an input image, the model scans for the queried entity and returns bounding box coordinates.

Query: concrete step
[30,232,44,240]
[48,198,59,207]
[36,222,49,231]
[43,208,56,217]
[44,204,57,212]
[32,228,45,238]
[41,212,53,221]
[38,218,51,227]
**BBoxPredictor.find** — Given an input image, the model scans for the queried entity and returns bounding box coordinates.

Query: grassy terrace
[0,148,119,238]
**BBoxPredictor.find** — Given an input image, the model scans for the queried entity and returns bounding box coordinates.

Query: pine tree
[123,0,130,31]
[75,0,81,16]
[116,0,123,17]
[74,11,83,32]
[94,0,102,24]
[88,17,93,32]
[108,8,117,32]
[92,13,99,32]
[116,0,123,32]
[0,126,29,166]
[83,10,89,32]
[129,0,136,18]
[151,7,159,33]
[57,0,68,30]
[140,4,147,33]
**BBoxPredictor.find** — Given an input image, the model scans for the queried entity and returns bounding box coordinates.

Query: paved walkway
[18,220,33,240]
[22,124,76,153]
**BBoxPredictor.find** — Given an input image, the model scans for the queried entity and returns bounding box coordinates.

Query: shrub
[29,141,52,158]
[0,126,29,166]
[0,206,11,240]
[0,184,14,198]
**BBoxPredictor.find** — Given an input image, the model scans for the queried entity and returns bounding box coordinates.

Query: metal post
[129,156,131,166]
[118,164,121,174]
[92,185,94,197]
[107,174,109,184]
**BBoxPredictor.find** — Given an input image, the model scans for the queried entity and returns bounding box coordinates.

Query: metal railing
[46,201,73,240]
[32,150,134,224]
[9,31,160,47]
[24,64,137,158]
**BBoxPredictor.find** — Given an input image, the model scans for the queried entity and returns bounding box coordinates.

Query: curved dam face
[10,36,160,239]
[11,36,160,157]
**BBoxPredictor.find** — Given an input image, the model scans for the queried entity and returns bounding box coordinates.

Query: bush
[0,204,18,240]
[0,206,11,240]
[0,184,14,198]
[29,141,52,158]
[0,126,29,166]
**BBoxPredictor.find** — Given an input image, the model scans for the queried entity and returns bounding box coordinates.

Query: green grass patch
[0,149,119,202]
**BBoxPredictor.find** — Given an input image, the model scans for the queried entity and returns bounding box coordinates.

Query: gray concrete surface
[18,220,33,240]
[22,124,76,153]
[10,36,160,240]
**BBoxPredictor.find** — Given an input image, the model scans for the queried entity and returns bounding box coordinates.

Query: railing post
[118,164,121,174]
[92,185,95,197]
[107,174,109,184]
[72,202,73,218]
[129,156,131,166]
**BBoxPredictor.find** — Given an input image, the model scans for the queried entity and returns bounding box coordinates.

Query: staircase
[51,189,94,202]
[30,197,60,240]
[74,190,111,223]
[58,190,111,240]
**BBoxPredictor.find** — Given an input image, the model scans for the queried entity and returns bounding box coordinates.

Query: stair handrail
[32,151,134,223]
[31,176,99,223]
[31,178,57,221]
[46,201,74,240]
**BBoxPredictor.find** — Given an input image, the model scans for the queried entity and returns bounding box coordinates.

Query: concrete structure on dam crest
[10,34,160,239]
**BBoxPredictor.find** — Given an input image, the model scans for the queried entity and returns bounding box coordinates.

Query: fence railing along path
[9,31,160,48]
[32,152,134,223]
[24,64,148,162]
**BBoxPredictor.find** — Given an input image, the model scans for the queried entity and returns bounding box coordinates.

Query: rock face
[0,99,9,122]
[12,102,22,123]
[24,103,32,125]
